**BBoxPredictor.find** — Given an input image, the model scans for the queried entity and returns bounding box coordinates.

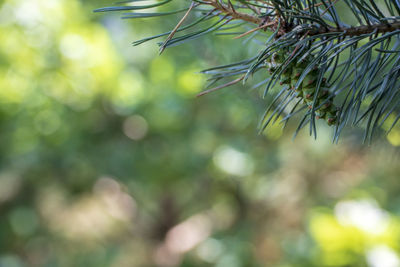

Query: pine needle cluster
[95,0,400,142]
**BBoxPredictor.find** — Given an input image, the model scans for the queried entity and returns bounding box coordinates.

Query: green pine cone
[272,51,286,64]
[303,75,318,89]
[280,76,291,85]
[315,110,326,119]
[266,49,339,127]
[303,87,315,99]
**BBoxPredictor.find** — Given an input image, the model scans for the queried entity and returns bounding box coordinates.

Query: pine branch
[318,21,400,37]
[200,0,263,25]
[95,0,400,142]
[201,0,400,37]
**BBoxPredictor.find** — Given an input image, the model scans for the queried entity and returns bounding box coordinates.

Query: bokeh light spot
[177,70,203,97]
[387,129,400,146]
[335,199,389,235]
[366,245,400,267]
[213,146,254,176]
[60,33,87,60]
[123,115,148,141]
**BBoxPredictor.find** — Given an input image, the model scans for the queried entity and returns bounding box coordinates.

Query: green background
[1,0,400,266]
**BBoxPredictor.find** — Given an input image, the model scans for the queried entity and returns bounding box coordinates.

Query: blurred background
[1,0,400,266]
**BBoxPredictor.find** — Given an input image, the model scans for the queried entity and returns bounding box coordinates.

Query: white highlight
[60,34,87,60]
[213,146,254,176]
[367,245,400,267]
[334,199,389,234]
[165,214,212,254]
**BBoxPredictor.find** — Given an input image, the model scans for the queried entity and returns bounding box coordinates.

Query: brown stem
[202,0,400,37]
[203,0,263,24]
[318,22,400,37]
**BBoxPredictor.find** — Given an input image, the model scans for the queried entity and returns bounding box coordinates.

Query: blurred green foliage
[1,0,400,266]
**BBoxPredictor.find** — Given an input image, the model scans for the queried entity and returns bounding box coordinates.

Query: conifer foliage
[95,0,400,142]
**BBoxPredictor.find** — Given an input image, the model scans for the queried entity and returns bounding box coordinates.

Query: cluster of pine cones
[266,48,338,126]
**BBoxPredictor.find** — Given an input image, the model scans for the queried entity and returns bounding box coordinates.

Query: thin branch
[234,21,275,39]
[160,1,197,54]
[197,75,245,97]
